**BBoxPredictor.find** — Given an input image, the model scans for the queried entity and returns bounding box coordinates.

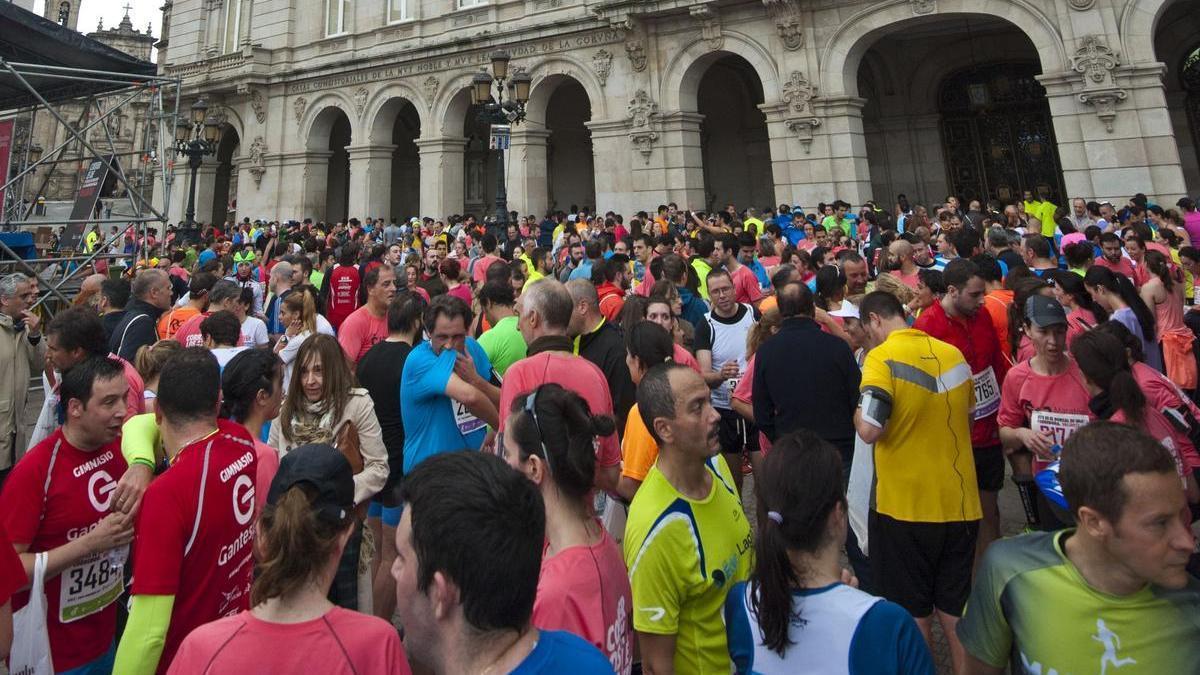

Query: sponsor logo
[232,474,255,526]
[87,470,118,512]
[638,606,666,622]
[72,450,114,478]
[219,451,254,483]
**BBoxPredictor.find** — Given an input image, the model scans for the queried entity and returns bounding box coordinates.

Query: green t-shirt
[476,315,526,377]
[692,258,713,300]
[623,455,752,674]
[309,269,325,289]
[959,530,1200,673]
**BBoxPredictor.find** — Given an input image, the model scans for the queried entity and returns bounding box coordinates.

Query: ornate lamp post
[470,51,532,236]
[172,98,220,246]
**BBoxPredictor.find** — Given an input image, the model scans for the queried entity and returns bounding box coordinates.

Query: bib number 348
[59,551,124,623]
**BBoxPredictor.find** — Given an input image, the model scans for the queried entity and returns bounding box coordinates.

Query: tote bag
[10,551,54,675]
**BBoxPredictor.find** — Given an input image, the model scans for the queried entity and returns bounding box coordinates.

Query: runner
[0,357,133,673]
[219,348,285,513]
[114,348,259,674]
[168,445,411,674]
[393,451,613,672]
[724,429,933,674]
[338,264,396,366]
[624,363,753,673]
[645,296,701,372]
[501,383,633,674]
[959,422,1200,674]
[1084,265,1162,372]
[616,321,675,501]
[854,291,980,673]
[477,279,527,376]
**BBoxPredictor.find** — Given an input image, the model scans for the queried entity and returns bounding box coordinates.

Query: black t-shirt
[356,340,413,489]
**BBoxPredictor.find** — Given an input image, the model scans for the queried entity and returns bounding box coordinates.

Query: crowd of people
[0,190,1198,674]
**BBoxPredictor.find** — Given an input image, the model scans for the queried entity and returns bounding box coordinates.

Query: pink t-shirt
[729,265,764,305]
[732,354,771,453]
[890,269,920,290]
[673,343,701,373]
[253,439,279,513]
[1110,406,1194,480]
[337,306,389,365]
[447,283,472,305]
[997,358,1094,472]
[1133,362,1200,470]
[500,351,620,469]
[1094,255,1137,281]
[113,354,147,420]
[168,606,411,675]
[472,254,503,284]
[532,529,633,675]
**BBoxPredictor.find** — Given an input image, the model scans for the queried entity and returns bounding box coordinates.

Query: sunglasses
[524,389,554,478]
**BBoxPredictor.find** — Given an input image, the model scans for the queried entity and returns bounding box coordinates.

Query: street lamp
[470,50,532,234]
[171,97,220,246]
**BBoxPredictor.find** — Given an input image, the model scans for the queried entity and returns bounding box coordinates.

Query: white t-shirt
[212,346,249,370]
[240,316,269,347]
[316,313,335,336]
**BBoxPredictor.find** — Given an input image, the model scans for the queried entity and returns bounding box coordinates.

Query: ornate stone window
[456,0,486,9]
[388,0,411,23]
[326,0,350,36]
[222,0,241,53]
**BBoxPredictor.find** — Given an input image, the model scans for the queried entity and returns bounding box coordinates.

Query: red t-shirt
[500,351,621,470]
[131,419,258,673]
[997,359,1093,472]
[1133,362,1200,470]
[0,430,128,671]
[325,265,362,331]
[1111,406,1194,479]
[532,528,633,674]
[472,254,503,285]
[0,522,25,607]
[172,313,258,349]
[914,300,1010,446]
[337,306,389,365]
[729,265,763,306]
[168,606,411,675]
[673,343,702,374]
[1094,255,1137,281]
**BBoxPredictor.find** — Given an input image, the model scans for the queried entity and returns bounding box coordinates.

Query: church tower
[44,0,81,31]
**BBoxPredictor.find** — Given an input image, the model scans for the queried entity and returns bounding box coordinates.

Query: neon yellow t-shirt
[624,455,752,674]
[85,230,99,253]
[742,218,763,238]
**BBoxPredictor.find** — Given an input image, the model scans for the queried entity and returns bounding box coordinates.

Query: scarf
[288,399,336,447]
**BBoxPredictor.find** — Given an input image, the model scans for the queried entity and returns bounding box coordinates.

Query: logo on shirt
[87,470,118,512]
[232,474,255,526]
[638,606,666,622]
[1093,618,1137,675]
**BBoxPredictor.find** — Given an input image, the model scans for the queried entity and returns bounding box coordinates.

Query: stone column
[272,150,333,223]
[586,118,637,217]
[1042,64,1187,204]
[192,163,219,225]
[506,128,551,217]
[416,136,466,219]
[346,144,397,221]
[766,96,871,208]
[657,111,706,210]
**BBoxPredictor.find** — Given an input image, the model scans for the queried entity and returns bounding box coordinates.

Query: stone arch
[301,94,357,149]
[662,31,779,111]
[434,72,480,138]
[210,105,247,146]
[210,126,241,224]
[819,0,1068,99]
[1120,0,1180,65]
[364,83,427,144]
[524,56,607,124]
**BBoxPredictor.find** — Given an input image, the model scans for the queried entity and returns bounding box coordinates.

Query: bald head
[519,279,574,337]
[80,273,105,295]
[889,240,914,261]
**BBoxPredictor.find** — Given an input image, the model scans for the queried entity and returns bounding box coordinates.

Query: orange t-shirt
[157,305,201,340]
[983,289,1013,360]
[621,403,659,482]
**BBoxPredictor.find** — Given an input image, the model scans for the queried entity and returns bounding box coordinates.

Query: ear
[429,570,459,622]
[1075,505,1110,538]
[652,416,674,447]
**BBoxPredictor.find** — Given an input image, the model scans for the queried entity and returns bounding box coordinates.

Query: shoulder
[325,606,399,637]
[977,531,1063,589]
[179,611,251,647]
[533,630,612,670]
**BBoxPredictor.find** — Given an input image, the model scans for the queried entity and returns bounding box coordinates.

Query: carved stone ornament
[353,87,369,117]
[423,76,440,106]
[776,14,804,51]
[1067,0,1095,9]
[781,71,816,117]
[625,40,647,73]
[592,49,613,87]
[248,136,267,187]
[910,0,936,14]
[1077,90,1126,133]
[690,5,723,51]
[627,90,659,164]
[249,89,266,124]
[1072,35,1120,87]
[207,106,228,128]
[786,117,821,154]
[293,97,307,124]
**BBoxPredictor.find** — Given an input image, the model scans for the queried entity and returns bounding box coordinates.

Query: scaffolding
[0,58,181,315]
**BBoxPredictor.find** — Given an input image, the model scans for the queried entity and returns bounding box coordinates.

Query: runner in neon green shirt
[624,364,753,674]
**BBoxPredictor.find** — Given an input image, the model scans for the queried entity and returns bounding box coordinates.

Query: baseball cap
[829,299,860,320]
[1024,294,1068,328]
[266,444,355,524]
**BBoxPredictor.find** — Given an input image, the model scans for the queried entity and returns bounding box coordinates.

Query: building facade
[157,0,1200,225]
[21,4,158,206]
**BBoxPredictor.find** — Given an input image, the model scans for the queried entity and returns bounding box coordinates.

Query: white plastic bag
[10,551,54,675]
[847,435,874,556]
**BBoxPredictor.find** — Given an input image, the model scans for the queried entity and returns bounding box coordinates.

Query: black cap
[267,444,355,524]
[1024,294,1068,328]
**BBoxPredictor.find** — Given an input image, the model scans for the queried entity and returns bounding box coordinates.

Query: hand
[481,429,497,455]
[21,310,40,335]
[86,512,135,554]
[285,319,302,337]
[719,362,741,380]
[113,464,153,516]
[454,351,482,385]
[1018,428,1056,460]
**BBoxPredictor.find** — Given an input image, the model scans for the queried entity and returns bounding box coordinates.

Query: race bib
[972,366,1000,420]
[59,548,125,623]
[452,399,485,437]
[1029,410,1089,449]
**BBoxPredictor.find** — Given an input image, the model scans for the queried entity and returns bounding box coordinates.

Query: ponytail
[1144,250,1174,292]
[747,308,782,356]
[1071,329,1146,425]
[282,288,318,334]
[251,484,350,606]
[1085,266,1156,342]
[509,383,615,503]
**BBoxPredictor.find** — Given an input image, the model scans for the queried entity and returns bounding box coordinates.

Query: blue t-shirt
[400,338,493,473]
[568,259,594,281]
[510,630,614,674]
[198,249,217,268]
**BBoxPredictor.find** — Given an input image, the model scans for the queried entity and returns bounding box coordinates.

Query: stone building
[156,0,1200,226]
[21,4,158,206]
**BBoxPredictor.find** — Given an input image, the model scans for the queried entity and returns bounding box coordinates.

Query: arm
[595,464,620,495]
[615,475,642,502]
[695,350,732,388]
[445,373,500,428]
[113,594,176,675]
[730,397,754,423]
[639,632,677,675]
[349,400,389,505]
[965,655,1005,675]
[854,408,884,444]
[12,511,134,590]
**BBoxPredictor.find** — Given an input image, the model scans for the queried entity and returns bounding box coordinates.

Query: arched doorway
[545,79,595,212]
[1184,46,1200,184]
[463,104,497,219]
[938,63,1064,205]
[696,54,774,212]
[1153,0,1200,194]
[327,112,351,223]
[210,127,239,226]
[390,103,421,219]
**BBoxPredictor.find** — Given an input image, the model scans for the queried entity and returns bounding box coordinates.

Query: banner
[489,124,511,151]
[0,119,13,218]
[63,154,118,251]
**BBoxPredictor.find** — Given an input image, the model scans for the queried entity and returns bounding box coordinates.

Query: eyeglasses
[525,389,554,478]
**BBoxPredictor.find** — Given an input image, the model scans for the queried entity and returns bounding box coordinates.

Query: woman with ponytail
[724,429,932,674]
[1084,265,1162,372]
[170,445,411,674]
[501,383,633,674]
[220,348,285,512]
[1049,269,1105,349]
[1140,250,1196,390]
[616,320,676,501]
[273,287,318,391]
[1070,330,1199,503]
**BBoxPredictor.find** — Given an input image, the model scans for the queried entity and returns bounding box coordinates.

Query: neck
[726,259,741,272]
[1032,353,1069,375]
[61,422,102,452]
[583,312,604,333]
[386,331,416,344]
[160,417,219,459]
[442,625,537,675]
[1063,530,1148,596]
[940,296,961,319]
[252,579,335,624]
[368,300,387,317]
[492,306,516,321]
[241,411,266,439]
[790,540,842,589]
[901,261,916,274]
[714,303,737,318]
[656,445,712,499]
[542,488,598,557]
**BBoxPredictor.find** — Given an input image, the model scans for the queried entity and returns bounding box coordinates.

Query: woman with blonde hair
[732,308,783,458]
[268,334,388,611]
[273,288,318,392]
[134,339,183,412]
